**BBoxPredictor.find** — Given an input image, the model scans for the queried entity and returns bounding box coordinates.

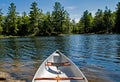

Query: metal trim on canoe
[32,50,88,82]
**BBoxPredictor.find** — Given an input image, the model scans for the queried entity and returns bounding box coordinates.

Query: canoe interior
[32,50,88,82]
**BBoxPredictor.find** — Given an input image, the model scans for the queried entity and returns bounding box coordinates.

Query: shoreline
[0,33,119,39]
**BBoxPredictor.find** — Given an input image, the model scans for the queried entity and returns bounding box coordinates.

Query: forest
[0,2,120,36]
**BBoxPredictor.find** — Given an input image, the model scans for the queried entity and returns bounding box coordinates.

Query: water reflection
[0,39,5,58]
[0,34,120,82]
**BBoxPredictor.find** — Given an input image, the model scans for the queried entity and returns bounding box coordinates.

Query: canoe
[32,50,88,82]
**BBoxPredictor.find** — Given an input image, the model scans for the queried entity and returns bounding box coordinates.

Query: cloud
[75,18,80,23]
[70,14,81,23]
[66,6,77,10]
[65,6,80,23]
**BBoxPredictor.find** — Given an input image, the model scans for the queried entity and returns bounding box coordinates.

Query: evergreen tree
[0,9,3,34]
[115,2,120,33]
[52,2,69,34]
[71,19,76,33]
[41,12,54,35]
[103,7,114,33]
[3,3,18,35]
[17,12,29,36]
[77,18,84,33]
[36,9,44,35]
[111,12,116,33]
[80,10,93,33]
[29,1,40,34]
[17,16,22,35]
[38,12,51,36]
[62,14,71,34]
[22,12,29,35]
[93,9,104,33]
[0,1,119,36]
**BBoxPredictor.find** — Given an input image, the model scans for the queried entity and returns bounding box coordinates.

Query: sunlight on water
[0,34,120,82]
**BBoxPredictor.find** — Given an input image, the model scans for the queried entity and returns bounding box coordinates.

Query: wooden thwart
[35,77,84,80]
[45,62,71,66]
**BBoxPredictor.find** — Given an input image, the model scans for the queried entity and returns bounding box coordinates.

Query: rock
[0,71,26,82]
[0,71,11,78]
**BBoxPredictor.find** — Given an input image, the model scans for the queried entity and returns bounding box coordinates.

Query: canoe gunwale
[32,50,88,82]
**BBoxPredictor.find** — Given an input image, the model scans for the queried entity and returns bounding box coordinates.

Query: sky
[0,0,120,22]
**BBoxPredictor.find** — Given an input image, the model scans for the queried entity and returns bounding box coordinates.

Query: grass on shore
[0,35,20,38]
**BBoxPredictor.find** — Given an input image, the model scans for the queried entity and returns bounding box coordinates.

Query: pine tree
[52,2,69,34]
[4,3,18,35]
[29,1,40,34]
[115,2,120,33]
[80,10,93,33]
[0,9,3,34]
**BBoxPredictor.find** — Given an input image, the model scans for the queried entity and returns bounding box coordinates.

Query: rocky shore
[0,71,26,82]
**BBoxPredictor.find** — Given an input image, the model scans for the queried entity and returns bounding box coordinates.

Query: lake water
[0,34,120,82]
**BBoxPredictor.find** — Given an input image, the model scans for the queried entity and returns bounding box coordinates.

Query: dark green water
[0,34,120,82]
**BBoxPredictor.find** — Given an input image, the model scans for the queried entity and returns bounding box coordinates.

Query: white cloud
[65,6,81,23]
[66,6,77,10]
[74,18,80,23]
[70,14,81,23]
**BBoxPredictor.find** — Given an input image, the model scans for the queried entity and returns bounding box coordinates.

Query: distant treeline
[0,2,120,36]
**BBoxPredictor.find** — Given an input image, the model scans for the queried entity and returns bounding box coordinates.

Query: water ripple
[0,34,120,82]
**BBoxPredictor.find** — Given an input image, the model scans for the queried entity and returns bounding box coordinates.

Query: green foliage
[115,2,120,33]
[17,12,30,36]
[92,7,115,34]
[22,12,30,35]
[52,2,70,34]
[29,1,41,34]
[37,12,51,36]
[79,10,93,33]
[92,9,104,33]
[0,9,3,34]
[103,7,114,33]
[0,1,120,37]
[3,3,18,35]
[71,19,76,33]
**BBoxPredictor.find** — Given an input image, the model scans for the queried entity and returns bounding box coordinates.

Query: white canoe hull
[32,50,88,82]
